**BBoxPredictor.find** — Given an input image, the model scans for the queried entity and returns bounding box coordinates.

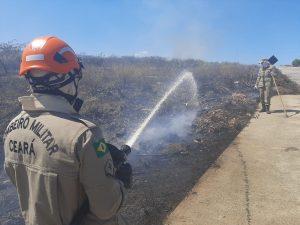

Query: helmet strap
[72,98,84,112]
[69,76,84,112]
[27,71,84,112]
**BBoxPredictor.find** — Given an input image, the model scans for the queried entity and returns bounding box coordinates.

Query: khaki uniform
[3,94,126,225]
[255,66,275,106]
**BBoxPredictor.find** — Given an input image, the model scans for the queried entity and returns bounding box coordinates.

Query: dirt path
[165,68,300,225]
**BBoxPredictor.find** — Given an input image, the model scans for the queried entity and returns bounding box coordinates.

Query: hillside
[1,43,300,225]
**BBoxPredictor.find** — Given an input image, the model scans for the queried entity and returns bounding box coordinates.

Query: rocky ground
[0,58,299,225]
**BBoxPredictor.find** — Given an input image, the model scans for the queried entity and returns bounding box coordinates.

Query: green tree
[292,58,300,67]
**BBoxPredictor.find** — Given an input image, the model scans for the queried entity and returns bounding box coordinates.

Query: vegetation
[0,42,22,75]
[292,58,300,67]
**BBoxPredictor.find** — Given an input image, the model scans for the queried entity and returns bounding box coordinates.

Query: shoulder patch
[93,139,109,158]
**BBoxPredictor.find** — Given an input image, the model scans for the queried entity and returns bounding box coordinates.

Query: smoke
[138,0,221,60]
[139,110,197,144]
[138,71,199,150]
[171,26,219,60]
[125,71,199,149]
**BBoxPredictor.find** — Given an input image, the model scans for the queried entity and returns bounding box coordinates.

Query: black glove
[115,162,132,189]
[107,144,131,168]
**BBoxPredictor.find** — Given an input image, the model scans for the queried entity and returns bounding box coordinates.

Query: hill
[0,42,299,225]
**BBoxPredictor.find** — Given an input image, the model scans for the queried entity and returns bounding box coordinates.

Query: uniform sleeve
[76,127,124,220]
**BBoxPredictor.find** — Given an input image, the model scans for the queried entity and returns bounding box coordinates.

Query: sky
[0,0,300,64]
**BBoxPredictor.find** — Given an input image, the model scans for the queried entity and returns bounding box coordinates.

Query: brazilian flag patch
[93,139,109,158]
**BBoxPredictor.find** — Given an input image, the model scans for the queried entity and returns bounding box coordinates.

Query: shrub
[0,42,23,75]
[292,59,300,67]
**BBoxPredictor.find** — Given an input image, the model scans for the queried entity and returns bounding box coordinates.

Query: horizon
[1,0,300,65]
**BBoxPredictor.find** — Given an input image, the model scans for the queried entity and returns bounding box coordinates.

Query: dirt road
[165,68,300,225]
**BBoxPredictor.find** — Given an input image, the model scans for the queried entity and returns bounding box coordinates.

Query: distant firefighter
[255,58,277,114]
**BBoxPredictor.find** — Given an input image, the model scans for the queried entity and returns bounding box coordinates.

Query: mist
[139,110,197,144]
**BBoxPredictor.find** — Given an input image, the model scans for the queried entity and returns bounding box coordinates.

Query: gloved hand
[108,144,127,168]
[115,162,132,189]
[254,85,258,89]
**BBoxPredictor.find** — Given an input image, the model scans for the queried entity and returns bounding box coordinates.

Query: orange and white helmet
[20,36,81,75]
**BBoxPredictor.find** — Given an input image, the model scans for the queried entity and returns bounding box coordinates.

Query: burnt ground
[1,59,300,225]
[121,93,257,225]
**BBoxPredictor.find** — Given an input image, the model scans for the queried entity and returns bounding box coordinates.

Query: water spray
[126,71,198,147]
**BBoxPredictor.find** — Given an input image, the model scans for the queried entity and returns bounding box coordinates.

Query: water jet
[126,71,198,147]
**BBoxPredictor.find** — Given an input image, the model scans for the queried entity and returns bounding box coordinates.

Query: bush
[0,42,23,75]
[292,58,300,67]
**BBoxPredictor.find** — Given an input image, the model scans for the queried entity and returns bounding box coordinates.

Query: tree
[292,59,300,67]
[0,41,23,75]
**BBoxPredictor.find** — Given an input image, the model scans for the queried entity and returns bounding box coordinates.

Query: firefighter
[255,58,276,114]
[3,36,131,225]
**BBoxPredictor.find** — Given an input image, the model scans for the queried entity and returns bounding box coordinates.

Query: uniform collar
[19,93,77,114]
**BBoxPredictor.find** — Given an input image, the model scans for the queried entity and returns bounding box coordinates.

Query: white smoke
[126,72,198,147]
[139,110,197,143]
[138,0,221,60]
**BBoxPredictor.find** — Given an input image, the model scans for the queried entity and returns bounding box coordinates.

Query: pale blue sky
[0,0,299,64]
